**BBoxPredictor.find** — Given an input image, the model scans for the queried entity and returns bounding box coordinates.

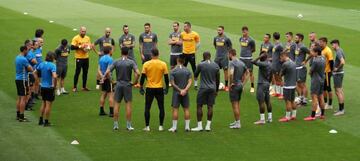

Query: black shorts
[142,54,152,64]
[56,65,67,79]
[311,80,324,96]
[114,84,132,102]
[101,79,114,93]
[28,74,35,86]
[323,72,332,92]
[333,73,344,88]
[15,80,29,96]
[256,83,270,102]
[170,55,180,67]
[41,87,55,102]
[215,57,229,70]
[229,85,243,102]
[240,58,253,72]
[296,67,307,83]
[283,88,295,102]
[197,88,216,106]
[171,92,190,108]
[182,53,196,72]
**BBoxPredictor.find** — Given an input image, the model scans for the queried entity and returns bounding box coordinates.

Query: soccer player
[55,39,70,96]
[15,46,33,122]
[330,39,345,116]
[304,46,326,121]
[24,40,37,110]
[105,47,140,130]
[279,51,297,122]
[168,22,183,70]
[70,26,92,92]
[271,32,284,99]
[285,32,296,61]
[191,51,220,132]
[119,25,136,62]
[252,52,273,124]
[139,48,169,132]
[319,37,334,109]
[168,56,192,132]
[36,52,57,126]
[33,38,43,100]
[228,49,246,129]
[260,34,273,59]
[98,46,114,117]
[214,25,232,91]
[94,27,115,90]
[239,26,256,93]
[308,32,318,48]
[180,21,200,89]
[139,23,158,64]
[294,33,310,106]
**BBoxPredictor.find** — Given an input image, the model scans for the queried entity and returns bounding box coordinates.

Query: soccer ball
[219,82,225,90]
[295,97,302,105]
[297,13,303,19]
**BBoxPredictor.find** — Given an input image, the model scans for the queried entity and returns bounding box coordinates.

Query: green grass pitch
[0,0,360,161]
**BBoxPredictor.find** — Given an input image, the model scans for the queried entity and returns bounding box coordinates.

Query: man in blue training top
[35,51,57,127]
[98,46,114,117]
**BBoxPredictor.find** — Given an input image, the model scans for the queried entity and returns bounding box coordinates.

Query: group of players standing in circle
[14,21,346,132]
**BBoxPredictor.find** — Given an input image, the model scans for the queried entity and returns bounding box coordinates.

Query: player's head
[151,48,159,57]
[184,21,191,32]
[103,46,111,55]
[311,46,322,56]
[32,40,39,49]
[259,51,267,61]
[61,39,68,47]
[121,47,129,56]
[330,39,340,49]
[105,27,111,37]
[177,56,185,65]
[319,37,328,48]
[228,48,236,60]
[20,45,28,55]
[24,39,32,49]
[203,51,211,60]
[217,26,224,36]
[37,37,44,47]
[79,26,87,37]
[273,32,280,41]
[285,32,293,41]
[123,25,129,34]
[45,51,55,62]
[280,51,289,62]
[144,23,151,33]
[35,29,44,38]
[309,32,317,41]
[242,26,249,37]
[295,33,304,43]
[264,33,271,42]
[173,22,180,31]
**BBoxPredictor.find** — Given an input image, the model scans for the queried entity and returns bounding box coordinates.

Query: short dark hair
[173,22,179,26]
[103,46,111,54]
[61,39,68,46]
[259,51,267,61]
[32,40,37,46]
[296,33,304,41]
[151,48,159,57]
[123,24,128,29]
[280,51,289,57]
[218,25,224,30]
[20,46,27,52]
[330,39,340,45]
[312,46,322,56]
[177,56,185,64]
[35,29,44,38]
[265,33,271,39]
[144,23,151,27]
[273,32,280,40]
[319,37,328,43]
[203,51,211,60]
[184,21,191,27]
[45,51,55,62]
[242,26,248,31]
[121,47,129,55]
[24,39,31,46]
[286,32,293,36]
[229,48,236,56]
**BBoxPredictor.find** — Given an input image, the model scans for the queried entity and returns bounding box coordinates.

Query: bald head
[79,26,87,37]
[105,27,111,37]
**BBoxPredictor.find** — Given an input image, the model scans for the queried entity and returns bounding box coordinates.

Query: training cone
[71,140,79,145]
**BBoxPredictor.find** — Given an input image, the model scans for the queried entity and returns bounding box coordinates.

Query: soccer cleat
[108,113,113,117]
[278,117,290,122]
[72,88,77,92]
[19,117,30,122]
[224,86,229,92]
[254,120,265,125]
[99,111,107,116]
[290,116,296,121]
[38,120,44,125]
[96,85,100,90]
[43,122,51,127]
[205,126,211,131]
[229,121,237,126]
[334,110,345,116]
[126,126,134,131]
[304,116,316,121]
[250,87,255,93]
[82,87,90,91]
[56,89,61,96]
[191,126,203,132]
[168,127,177,132]
[229,124,241,129]
[185,128,191,132]
[61,89,69,94]
[267,118,273,123]
[158,126,164,131]
[113,126,119,131]
[143,126,150,132]
[319,115,325,120]
[325,104,333,110]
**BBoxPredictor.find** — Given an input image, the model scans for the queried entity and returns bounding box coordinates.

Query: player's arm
[139,35,144,58]
[228,66,234,86]
[251,40,256,53]
[111,39,115,55]
[215,70,220,92]
[227,38,233,50]
[168,34,176,45]
[213,37,216,49]
[70,38,80,50]
[133,64,140,85]
[154,34,158,48]
[52,71,57,89]
[194,64,201,79]
[97,65,103,78]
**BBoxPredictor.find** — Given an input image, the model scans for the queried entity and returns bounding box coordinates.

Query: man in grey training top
[105,47,140,131]
[191,51,220,132]
[285,32,296,61]
[331,39,345,116]
[271,32,284,99]
[139,23,158,64]
[214,25,232,91]
[55,39,70,96]
[119,25,136,62]
[239,26,256,93]
[168,22,183,70]
[294,33,310,106]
